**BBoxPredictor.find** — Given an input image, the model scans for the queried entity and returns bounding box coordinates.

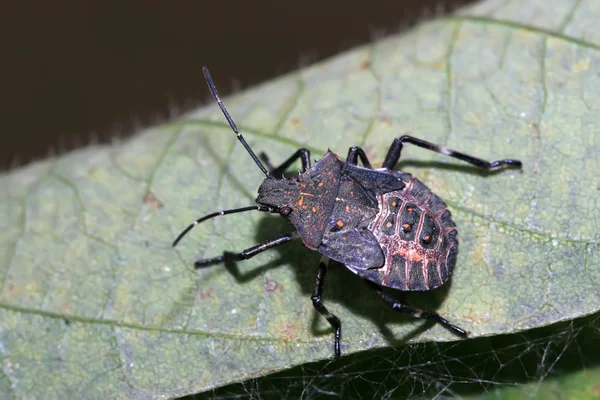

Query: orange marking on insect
[407,207,414,212]
[391,201,397,207]
[318,182,324,187]
[409,252,423,262]
[336,220,344,227]
[403,223,412,231]
[386,221,393,228]
[297,196,304,206]
[424,235,431,242]
[345,205,350,212]
[312,207,317,213]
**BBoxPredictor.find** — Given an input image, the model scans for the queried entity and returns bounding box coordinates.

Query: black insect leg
[311,256,342,359]
[259,152,277,171]
[366,281,468,338]
[382,135,522,171]
[259,149,311,178]
[346,146,373,169]
[194,233,296,267]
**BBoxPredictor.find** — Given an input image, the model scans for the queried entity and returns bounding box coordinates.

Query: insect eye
[279,206,292,217]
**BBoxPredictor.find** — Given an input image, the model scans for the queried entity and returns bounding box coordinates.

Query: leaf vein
[272,77,306,136]
[0,302,324,344]
[360,43,380,148]
[449,15,600,52]
[448,200,599,245]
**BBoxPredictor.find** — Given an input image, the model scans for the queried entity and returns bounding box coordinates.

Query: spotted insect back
[361,172,458,291]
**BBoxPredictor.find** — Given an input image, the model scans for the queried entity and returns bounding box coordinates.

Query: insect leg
[258,148,311,178]
[311,256,342,359]
[382,135,522,171]
[366,281,468,338]
[346,146,373,168]
[194,233,296,267]
[259,152,277,171]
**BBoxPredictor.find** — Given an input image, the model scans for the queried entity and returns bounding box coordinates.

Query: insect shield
[173,67,523,359]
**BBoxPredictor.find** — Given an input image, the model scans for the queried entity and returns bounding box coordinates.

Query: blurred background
[1,0,472,170]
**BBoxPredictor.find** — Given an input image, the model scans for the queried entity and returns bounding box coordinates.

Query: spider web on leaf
[184,312,600,399]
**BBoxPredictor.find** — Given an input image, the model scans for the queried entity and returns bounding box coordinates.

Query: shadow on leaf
[184,312,600,399]
[198,212,462,353]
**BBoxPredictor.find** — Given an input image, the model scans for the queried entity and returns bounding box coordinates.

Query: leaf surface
[1,0,600,397]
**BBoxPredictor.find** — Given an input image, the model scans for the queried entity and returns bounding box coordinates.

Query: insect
[173,67,523,358]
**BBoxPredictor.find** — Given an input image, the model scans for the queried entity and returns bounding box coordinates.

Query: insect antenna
[172,205,277,247]
[203,67,270,176]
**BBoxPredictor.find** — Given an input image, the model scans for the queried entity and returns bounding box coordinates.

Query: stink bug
[173,67,523,358]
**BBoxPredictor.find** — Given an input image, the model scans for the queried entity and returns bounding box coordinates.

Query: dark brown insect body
[173,67,523,359]
[256,152,457,292]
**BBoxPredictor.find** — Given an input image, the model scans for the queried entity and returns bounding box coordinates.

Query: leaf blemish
[143,191,164,209]
[378,115,392,125]
[282,321,301,340]
[265,279,280,293]
[200,288,214,300]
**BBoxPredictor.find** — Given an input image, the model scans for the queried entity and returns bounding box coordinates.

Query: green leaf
[2,0,600,397]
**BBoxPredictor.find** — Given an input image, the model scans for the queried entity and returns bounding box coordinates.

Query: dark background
[1,0,472,170]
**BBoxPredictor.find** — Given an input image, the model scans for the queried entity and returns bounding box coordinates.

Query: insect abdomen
[363,173,458,291]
